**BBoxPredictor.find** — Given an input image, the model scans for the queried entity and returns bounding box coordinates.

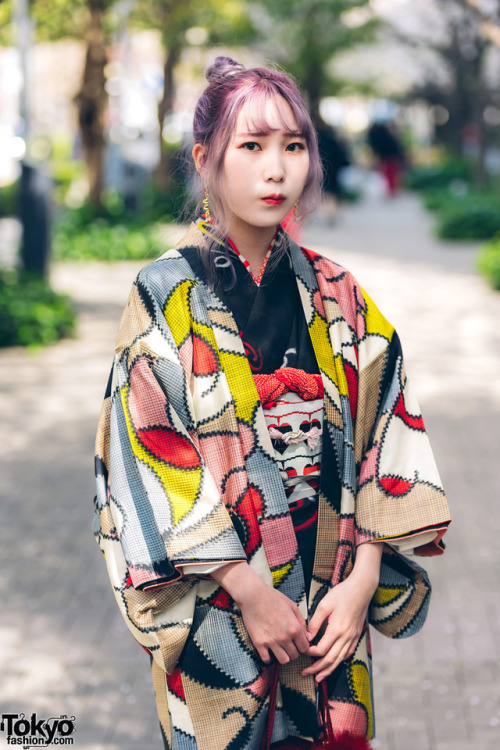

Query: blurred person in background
[367,121,406,197]
[314,115,351,224]
[93,57,450,750]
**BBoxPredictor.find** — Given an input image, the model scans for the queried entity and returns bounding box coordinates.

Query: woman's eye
[241,142,260,151]
[286,142,306,152]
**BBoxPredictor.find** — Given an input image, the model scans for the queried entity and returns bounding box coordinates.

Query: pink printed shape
[259,516,298,568]
[327,700,368,738]
[178,337,193,381]
[311,255,360,332]
[245,667,274,700]
[358,441,381,487]
[238,422,256,460]
[128,356,174,430]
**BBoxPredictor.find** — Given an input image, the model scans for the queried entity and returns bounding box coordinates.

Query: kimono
[93,219,451,749]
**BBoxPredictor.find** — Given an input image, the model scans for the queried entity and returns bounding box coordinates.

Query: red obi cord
[253,368,324,408]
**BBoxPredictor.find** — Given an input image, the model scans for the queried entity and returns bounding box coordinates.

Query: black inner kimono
[179,226,338,590]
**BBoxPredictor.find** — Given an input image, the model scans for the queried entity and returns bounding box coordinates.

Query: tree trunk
[75,4,108,208]
[155,45,181,192]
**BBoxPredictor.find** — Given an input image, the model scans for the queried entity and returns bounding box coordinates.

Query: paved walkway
[1,193,499,750]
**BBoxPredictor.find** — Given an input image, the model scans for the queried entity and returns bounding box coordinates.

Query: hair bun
[206,56,245,83]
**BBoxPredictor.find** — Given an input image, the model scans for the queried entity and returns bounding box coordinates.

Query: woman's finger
[305,622,341,659]
[292,606,308,632]
[293,628,311,654]
[271,644,292,665]
[256,644,272,664]
[302,631,354,676]
[314,640,356,682]
[282,641,300,661]
[306,602,330,641]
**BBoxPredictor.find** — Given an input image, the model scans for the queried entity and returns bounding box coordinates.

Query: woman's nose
[264,152,285,182]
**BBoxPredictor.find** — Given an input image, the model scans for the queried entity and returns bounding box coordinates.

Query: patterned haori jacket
[94,222,451,749]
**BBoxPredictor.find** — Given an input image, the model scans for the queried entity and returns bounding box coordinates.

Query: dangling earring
[203,184,211,221]
[293,200,299,221]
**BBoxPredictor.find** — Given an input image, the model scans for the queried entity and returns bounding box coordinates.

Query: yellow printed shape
[218,349,260,426]
[271,562,293,588]
[308,312,348,397]
[163,277,258,427]
[372,584,407,607]
[360,287,394,342]
[350,661,373,738]
[120,383,202,526]
[163,280,195,348]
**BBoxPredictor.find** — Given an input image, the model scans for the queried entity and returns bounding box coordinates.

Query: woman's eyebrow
[235,130,305,137]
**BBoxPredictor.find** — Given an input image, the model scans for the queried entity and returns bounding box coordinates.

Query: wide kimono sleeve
[353,287,451,557]
[93,263,247,673]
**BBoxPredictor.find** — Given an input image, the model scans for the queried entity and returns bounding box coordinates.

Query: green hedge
[0,269,76,348]
[52,184,188,262]
[0,181,18,218]
[406,160,474,191]
[477,239,500,290]
[53,216,165,262]
[436,202,500,240]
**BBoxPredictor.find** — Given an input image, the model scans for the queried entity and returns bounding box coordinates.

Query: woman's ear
[192,143,208,176]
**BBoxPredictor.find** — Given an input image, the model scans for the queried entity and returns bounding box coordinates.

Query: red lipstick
[262,194,285,205]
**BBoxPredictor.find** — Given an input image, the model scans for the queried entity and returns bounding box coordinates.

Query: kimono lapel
[288,239,358,597]
[174,224,308,611]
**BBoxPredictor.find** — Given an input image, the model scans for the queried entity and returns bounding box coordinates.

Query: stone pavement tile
[427,704,470,743]
[391,715,431,750]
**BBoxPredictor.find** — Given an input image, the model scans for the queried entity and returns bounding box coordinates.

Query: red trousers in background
[379,156,403,196]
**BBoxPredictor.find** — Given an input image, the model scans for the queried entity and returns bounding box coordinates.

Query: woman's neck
[226,221,279,275]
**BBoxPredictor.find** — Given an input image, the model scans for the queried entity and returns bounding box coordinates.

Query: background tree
[33,0,117,206]
[130,0,256,190]
[0,0,116,207]
[384,0,500,185]
[254,0,377,120]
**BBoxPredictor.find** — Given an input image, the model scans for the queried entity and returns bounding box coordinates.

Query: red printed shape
[344,360,358,422]
[192,333,219,376]
[236,486,264,556]
[379,475,413,496]
[394,393,425,431]
[208,588,233,611]
[166,667,186,702]
[137,427,201,469]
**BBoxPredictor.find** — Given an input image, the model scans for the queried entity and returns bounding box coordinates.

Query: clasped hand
[300,573,378,682]
[212,554,380,683]
[238,571,377,682]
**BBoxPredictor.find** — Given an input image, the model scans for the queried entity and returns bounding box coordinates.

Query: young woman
[93,57,451,750]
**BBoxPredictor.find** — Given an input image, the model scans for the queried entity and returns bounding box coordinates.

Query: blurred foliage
[421,186,500,213]
[0,0,113,44]
[255,0,378,113]
[131,0,255,47]
[53,218,163,261]
[52,181,187,261]
[408,159,500,241]
[406,160,474,192]
[0,180,19,218]
[0,268,76,348]
[0,0,13,45]
[436,204,500,241]
[477,238,500,290]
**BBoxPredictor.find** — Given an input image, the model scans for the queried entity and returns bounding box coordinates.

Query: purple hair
[192,57,323,235]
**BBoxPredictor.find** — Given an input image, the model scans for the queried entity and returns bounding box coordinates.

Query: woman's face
[221,96,310,234]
